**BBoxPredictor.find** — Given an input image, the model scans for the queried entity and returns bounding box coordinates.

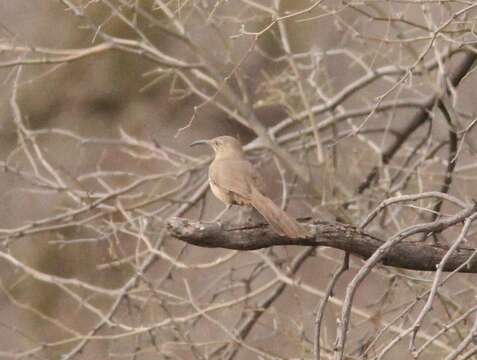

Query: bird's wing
[209,159,261,202]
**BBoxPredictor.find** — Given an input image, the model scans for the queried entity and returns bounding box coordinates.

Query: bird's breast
[209,179,234,205]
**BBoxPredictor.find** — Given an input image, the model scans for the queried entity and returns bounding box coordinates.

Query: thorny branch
[0,1,477,359]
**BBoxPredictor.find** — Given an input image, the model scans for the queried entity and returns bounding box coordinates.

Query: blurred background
[0,1,477,359]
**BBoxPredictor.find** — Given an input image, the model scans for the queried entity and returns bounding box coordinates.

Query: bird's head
[190,136,244,159]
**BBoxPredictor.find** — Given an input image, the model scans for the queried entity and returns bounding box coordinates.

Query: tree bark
[166,218,477,273]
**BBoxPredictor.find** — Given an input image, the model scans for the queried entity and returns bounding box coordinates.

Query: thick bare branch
[166,215,477,273]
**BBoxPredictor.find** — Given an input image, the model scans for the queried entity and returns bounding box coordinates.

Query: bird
[190,135,308,238]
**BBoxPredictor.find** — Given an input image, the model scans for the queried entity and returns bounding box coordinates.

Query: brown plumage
[191,136,308,238]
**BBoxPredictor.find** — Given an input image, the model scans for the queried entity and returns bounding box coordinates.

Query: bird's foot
[200,218,229,231]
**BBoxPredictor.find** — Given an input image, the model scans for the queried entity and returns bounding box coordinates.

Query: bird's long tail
[250,189,309,238]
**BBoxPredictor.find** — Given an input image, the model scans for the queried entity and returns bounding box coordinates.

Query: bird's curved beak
[190,139,210,147]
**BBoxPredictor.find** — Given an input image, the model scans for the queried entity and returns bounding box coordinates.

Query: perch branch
[166,217,477,273]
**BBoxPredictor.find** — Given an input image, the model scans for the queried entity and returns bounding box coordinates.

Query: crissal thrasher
[191,136,308,238]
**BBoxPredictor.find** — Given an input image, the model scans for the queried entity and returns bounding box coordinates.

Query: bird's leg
[213,204,232,223]
[237,206,253,226]
[237,207,244,225]
[200,205,232,229]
